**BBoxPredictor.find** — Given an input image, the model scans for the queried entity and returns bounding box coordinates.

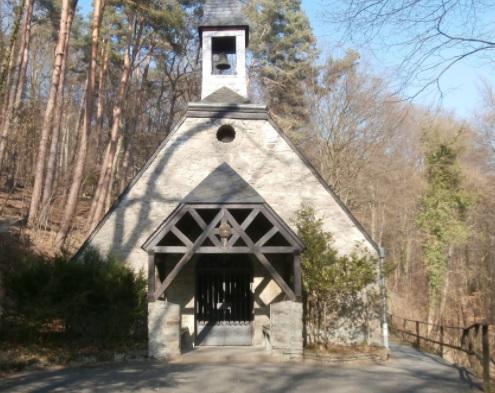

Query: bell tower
[199,0,249,100]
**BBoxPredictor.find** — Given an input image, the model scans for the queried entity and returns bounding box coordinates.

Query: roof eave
[187,102,269,120]
[198,25,250,47]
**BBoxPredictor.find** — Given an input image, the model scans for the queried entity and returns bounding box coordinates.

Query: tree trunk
[28,0,77,225]
[85,40,110,225]
[104,134,123,212]
[118,141,130,193]
[437,245,453,325]
[0,0,24,125]
[55,0,105,249]
[0,0,33,170]
[40,1,76,217]
[87,15,141,233]
[95,39,109,157]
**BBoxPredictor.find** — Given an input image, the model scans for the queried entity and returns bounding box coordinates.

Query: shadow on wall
[87,111,299,264]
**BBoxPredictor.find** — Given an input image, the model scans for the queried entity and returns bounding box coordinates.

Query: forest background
[0,0,494,335]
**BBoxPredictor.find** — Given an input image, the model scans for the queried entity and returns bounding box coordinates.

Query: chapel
[80,0,384,359]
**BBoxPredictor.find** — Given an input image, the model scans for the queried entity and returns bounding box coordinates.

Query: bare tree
[40,0,77,217]
[0,0,34,170]
[327,0,495,96]
[87,13,146,232]
[0,0,24,122]
[55,0,105,249]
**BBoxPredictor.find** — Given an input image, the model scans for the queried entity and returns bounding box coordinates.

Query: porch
[143,203,305,359]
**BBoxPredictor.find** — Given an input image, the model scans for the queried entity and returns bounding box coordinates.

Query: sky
[78,0,494,119]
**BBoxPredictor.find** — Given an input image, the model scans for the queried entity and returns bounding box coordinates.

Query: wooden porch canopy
[142,164,305,303]
[143,203,305,303]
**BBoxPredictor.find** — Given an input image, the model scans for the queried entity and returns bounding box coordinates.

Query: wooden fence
[388,314,494,392]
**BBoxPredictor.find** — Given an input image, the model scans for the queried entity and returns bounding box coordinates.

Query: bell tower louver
[199,0,249,100]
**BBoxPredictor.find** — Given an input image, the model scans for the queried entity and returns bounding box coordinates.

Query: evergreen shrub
[2,249,146,343]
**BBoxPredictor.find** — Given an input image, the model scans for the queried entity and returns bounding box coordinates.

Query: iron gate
[196,256,253,345]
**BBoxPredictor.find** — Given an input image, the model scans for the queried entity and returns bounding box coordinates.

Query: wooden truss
[143,204,304,303]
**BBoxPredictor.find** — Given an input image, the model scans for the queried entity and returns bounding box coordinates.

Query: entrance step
[172,346,273,364]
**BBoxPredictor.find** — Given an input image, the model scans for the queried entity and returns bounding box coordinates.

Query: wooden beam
[146,207,188,249]
[261,205,304,251]
[187,203,262,209]
[255,251,296,301]
[259,246,295,253]
[227,208,259,247]
[154,246,294,254]
[188,208,207,229]
[293,253,302,301]
[189,206,222,247]
[224,210,296,300]
[256,226,278,247]
[155,209,224,298]
[197,247,251,254]
[153,246,188,253]
[171,226,193,247]
[148,252,156,302]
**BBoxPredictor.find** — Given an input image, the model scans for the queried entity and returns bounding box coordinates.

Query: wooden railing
[388,314,494,392]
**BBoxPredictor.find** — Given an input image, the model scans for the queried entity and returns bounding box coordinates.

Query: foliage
[417,127,473,303]
[2,250,147,342]
[294,205,378,346]
[246,0,318,135]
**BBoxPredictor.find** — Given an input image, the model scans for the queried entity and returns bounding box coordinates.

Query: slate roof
[200,0,249,28]
[184,163,264,204]
[201,87,251,104]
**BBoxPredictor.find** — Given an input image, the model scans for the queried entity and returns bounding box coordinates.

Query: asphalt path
[0,345,482,392]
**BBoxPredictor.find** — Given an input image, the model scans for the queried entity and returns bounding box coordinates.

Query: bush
[2,250,146,343]
[294,205,379,347]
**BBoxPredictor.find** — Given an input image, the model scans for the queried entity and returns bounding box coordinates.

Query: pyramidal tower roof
[200,0,249,28]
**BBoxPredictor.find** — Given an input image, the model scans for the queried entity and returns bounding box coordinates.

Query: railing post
[416,321,420,348]
[482,324,491,393]
[439,325,444,358]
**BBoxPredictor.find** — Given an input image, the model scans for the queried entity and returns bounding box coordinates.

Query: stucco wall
[87,116,376,266]
[84,115,382,346]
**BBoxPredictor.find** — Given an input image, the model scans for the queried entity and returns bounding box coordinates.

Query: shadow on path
[0,345,483,393]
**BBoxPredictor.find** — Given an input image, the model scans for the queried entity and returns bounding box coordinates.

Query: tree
[246,0,317,135]
[28,0,78,226]
[55,0,106,249]
[327,0,495,96]
[0,0,24,112]
[0,0,34,170]
[86,0,185,233]
[416,125,472,323]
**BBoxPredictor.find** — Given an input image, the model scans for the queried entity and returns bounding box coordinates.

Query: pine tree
[246,0,317,135]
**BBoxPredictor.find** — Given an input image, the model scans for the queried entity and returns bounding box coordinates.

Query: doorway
[195,255,253,345]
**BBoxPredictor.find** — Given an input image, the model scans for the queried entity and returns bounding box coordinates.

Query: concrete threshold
[172,346,275,364]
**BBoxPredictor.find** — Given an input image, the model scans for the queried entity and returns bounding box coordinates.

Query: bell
[214,53,231,71]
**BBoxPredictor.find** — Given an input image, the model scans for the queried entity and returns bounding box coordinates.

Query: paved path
[0,345,482,392]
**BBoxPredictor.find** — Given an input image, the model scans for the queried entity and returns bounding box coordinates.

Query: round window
[216,125,236,143]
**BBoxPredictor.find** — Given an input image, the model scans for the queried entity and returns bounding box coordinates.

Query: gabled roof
[200,0,249,28]
[184,163,264,204]
[201,87,251,105]
[76,107,380,260]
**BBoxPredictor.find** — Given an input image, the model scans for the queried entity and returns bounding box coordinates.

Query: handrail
[389,314,487,331]
[388,313,493,392]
